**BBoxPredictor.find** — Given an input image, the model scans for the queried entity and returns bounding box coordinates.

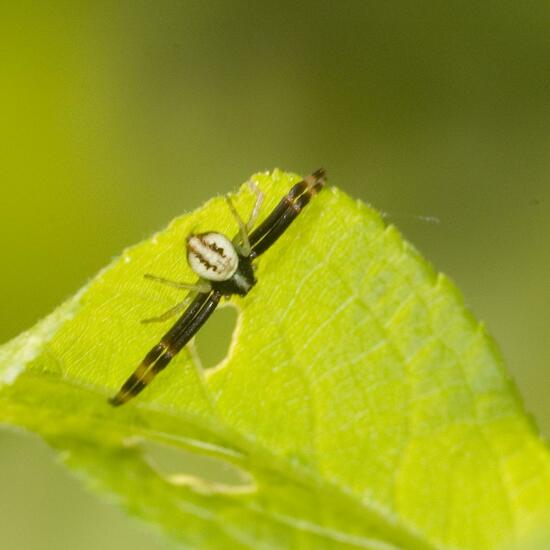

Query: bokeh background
[1,2,549,549]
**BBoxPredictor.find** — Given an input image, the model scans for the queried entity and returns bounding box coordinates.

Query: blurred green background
[1,2,549,549]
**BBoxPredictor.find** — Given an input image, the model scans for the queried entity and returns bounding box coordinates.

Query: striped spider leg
[108,168,326,406]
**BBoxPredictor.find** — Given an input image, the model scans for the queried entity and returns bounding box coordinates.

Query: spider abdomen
[187,232,239,282]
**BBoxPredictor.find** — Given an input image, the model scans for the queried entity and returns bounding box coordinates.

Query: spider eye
[186,232,239,281]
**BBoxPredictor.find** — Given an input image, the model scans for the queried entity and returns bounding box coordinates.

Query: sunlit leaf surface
[1,170,549,549]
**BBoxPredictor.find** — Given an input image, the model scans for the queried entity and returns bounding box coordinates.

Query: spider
[109,169,326,406]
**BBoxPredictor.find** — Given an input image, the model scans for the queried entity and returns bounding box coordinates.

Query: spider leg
[226,181,264,256]
[226,195,252,256]
[109,291,222,406]
[141,299,191,324]
[245,181,264,232]
[249,168,326,259]
[144,273,211,293]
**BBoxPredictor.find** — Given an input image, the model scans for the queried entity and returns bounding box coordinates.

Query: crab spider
[109,169,326,406]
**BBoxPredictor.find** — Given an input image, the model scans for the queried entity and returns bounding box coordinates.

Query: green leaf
[1,169,549,549]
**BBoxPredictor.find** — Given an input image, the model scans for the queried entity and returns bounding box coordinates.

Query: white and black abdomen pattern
[187,233,239,281]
